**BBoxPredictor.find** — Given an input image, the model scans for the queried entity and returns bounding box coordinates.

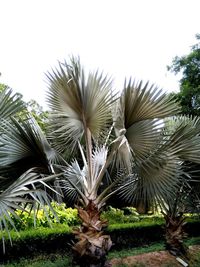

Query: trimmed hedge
[0,225,73,262]
[0,219,199,263]
[107,219,200,250]
[107,222,164,250]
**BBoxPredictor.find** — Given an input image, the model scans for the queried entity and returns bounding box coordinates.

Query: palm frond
[0,115,61,195]
[46,57,116,151]
[162,116,200,163]
[122,80,179,125]
[0,170,56,252]
[52,145,114,207]
[0,117,58,178]
[55,161,88,205]
[0,87,25,120]
[114,80,179,163]
[118,154,183,207]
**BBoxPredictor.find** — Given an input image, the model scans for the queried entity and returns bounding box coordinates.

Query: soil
[110,245,200,267]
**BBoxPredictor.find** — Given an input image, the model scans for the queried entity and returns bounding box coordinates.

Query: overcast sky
[0,0,199,108]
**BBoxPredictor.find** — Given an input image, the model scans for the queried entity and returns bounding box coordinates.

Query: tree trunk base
[73,202,112,267]
[76,262,111,267]
[73,253,111,267]
[166,242,189,258]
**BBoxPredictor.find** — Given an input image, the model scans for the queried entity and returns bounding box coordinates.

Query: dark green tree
[26,99,48,132]
[0,83,48,131]
[0,83,6,93]
[168,34,200,116]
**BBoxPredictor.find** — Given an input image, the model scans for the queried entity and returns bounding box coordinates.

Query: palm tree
[1,58,200,266]
[140,116,200,258]
[44,57,183,266]
[159,116,200,258]
[162,184,189,258]
[0,88,58,252]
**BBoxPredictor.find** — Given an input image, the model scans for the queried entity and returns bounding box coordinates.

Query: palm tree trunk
[164,213,188,257]
[73,200,112,267]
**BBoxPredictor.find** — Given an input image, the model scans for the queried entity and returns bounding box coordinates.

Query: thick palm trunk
[73,200,112,267]
[164,213,188,257]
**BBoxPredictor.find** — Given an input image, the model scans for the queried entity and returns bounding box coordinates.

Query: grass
[0,255,72,267]
[108,242,164,259]
[0,237,199,267]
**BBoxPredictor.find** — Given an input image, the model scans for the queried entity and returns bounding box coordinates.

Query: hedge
[0,219,199,263]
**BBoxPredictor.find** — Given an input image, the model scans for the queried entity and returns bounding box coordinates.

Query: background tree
[26,99,48,132]
[167,34,200,116]
[0,83,48,132]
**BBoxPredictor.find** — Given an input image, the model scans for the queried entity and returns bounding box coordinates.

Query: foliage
[0,83,7,93]
[0,219,199,262]
[7,204,166,231]
[0,88,57,252]
[0,83,48,131]
[159,116,200,256]
[0,254,73,267]
[101,207,140,224]
[0,225,73,262]
[168,34,200,116]
[26,99,48,132]
[0,84,24,119]
[1,58,200,265]
[9,202,79,230]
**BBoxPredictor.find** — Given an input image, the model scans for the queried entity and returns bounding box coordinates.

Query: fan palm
[0,88,58,252]
[1,58,200,266]
[162,183,189,258]
[45,57,199,266]
[158,116,200,258]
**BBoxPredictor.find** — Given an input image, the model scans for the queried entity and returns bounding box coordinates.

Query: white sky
[0,0,199,108]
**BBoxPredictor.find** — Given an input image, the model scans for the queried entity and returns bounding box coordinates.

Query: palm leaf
[162,116,200,163]
[114,80,179,164]
[46,57,116,151]
[122,80,179,124]
[118,116,200,207]
[118,155,183,208]
[0,116,58,179]
[0,170,56,252]
[54,161,88,205]
[0,87,25,120]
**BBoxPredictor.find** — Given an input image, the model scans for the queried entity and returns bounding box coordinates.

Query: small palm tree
[155,116,200,258]
[1,58,200,266]
[0,88,56,252]
[163,185,189,257]
[44,57,183,266]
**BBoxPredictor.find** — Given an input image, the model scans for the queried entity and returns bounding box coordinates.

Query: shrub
[0,218,199,263]
[101,206,140,224]
[9,202,79,230]
[7,203,200,232]
[0,225,73,262]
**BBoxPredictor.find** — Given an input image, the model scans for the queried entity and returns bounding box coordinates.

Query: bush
[8,204,199,232]
[9,204,164,231]
[101,206,165,225]
[0,217,199,263]
[101,206,140,224]
[9,202,79,230]
[0,225,73,262]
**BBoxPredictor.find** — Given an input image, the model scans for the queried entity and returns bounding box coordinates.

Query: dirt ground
[110,246,200,267]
